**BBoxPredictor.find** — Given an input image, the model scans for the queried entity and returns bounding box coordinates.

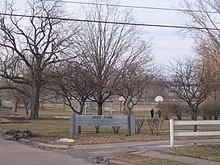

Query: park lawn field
[0,107,168,144]
[161,144,220,162]
[1,108,220,145]
[0,116,169,144]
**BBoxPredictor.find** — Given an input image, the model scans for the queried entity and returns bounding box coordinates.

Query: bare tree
[0,0,78,119]
[9,88,30,115]
[50,61,92,115]
[0,77,31,114]
[180,0,220,63]
[49,61,93,133]
[165,57,216,131]
[74,0,151,116]
[116,52,155,136]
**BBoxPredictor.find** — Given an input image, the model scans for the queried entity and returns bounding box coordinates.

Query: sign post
[70,115,75,136]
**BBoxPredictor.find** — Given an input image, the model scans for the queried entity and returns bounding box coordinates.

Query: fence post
[170,119,174,147]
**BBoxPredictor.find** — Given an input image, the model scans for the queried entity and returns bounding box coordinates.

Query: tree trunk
[78,126,81,134]
[97,102,103,115]
[25,106,29,115]
[193,111,198,132]
[30,81,40,119]
[13,99,19,112]
[23,101,29,115]
[77,102,85,134]
[95,102,103,134]
[30,97,39,119]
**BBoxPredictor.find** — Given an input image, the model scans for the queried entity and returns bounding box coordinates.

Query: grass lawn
[108,153,191,165]
[161,144,220,162]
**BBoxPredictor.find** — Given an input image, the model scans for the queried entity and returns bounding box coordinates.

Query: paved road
[0,138,97,165]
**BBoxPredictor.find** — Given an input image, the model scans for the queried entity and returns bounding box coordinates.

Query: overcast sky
[117,0,194,66]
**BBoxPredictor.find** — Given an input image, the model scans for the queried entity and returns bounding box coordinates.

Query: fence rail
[170,119,220,147]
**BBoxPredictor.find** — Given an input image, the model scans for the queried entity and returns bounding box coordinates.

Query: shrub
[146,118,163,135]
[135,117,145,134]
[157,100,188,120]
[199,99,220,120]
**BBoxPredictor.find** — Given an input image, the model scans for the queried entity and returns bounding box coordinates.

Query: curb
[18,138,69,150]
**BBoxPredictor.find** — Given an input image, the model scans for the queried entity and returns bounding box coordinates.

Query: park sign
[73,115,128,126]
[70,115,135,135]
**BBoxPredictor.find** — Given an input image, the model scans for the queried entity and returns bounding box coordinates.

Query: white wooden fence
[170,119,220,147]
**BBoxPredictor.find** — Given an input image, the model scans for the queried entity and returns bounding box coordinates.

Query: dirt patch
[2,129,41,140]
